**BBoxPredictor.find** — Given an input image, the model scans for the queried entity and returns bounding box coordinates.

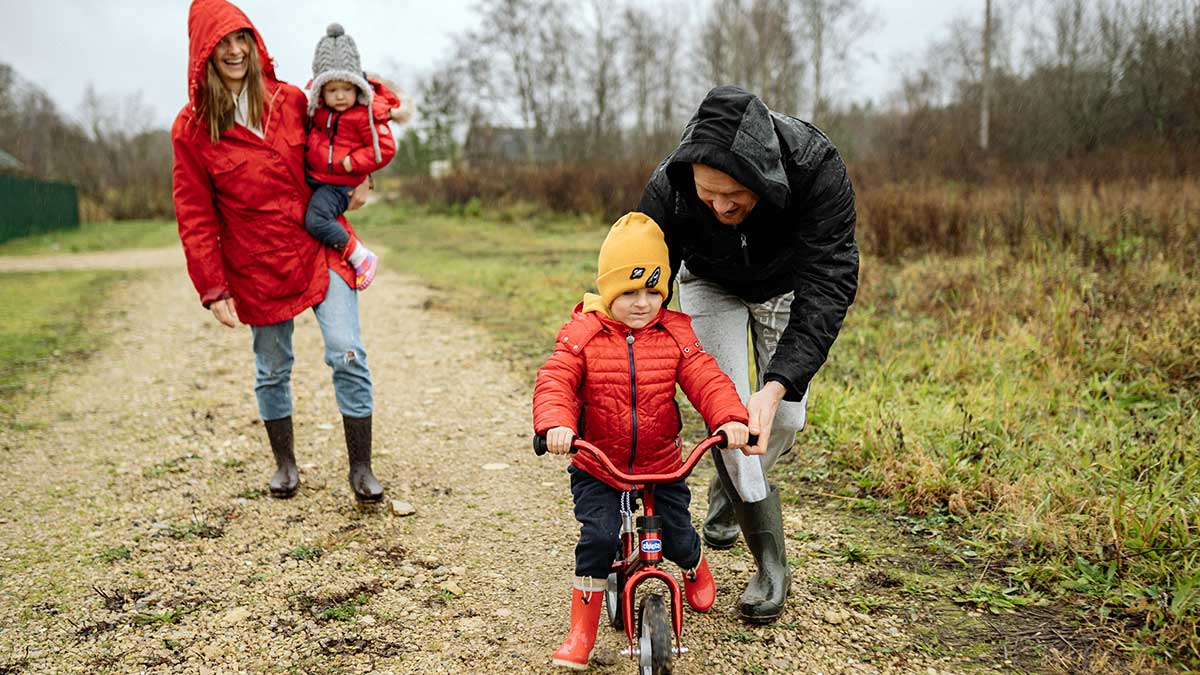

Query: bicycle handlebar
[533,431,759,485]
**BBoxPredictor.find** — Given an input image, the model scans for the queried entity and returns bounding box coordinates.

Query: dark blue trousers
[304,181,353,250]
[569,465,702,579]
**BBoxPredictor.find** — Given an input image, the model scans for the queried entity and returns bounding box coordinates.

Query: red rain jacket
[533,303,748,491]
[306,81,400,186]
[172,0,356,325]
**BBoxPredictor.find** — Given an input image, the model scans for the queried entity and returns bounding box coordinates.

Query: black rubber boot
[714,458,790,624]
[343,415,384,503]
[702,467,740,549]
[265,416,299,498]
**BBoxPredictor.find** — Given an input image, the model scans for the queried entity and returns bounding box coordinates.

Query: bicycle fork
[618,488,686,657]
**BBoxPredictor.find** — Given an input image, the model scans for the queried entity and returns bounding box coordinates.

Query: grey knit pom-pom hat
[308,22,381,161]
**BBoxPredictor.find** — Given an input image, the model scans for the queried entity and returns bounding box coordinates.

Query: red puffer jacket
[533,303,748,491]
[172,0,356,325]
[306,81,399,186]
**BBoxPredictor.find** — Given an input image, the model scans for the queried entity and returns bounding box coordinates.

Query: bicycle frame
[552,434,731,656]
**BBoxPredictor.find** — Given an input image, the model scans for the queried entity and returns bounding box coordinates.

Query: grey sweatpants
[678,263,808,503]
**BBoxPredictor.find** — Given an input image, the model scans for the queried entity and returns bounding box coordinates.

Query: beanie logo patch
[646,267,661,288]
[629,267,645,280]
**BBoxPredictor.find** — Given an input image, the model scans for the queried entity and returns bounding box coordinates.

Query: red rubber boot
[551,577,605,670]
[683,555,716,612]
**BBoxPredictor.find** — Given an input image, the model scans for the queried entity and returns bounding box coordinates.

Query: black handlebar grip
[533,434,579,455]
[715,431,761,449]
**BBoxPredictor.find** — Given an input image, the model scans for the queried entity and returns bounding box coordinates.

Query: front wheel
[637,594,673,675]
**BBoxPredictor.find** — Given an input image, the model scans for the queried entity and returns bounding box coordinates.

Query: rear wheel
[605,572,623,629]
[637,594,673,675]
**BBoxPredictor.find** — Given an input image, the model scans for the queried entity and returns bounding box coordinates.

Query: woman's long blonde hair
[200,29,265,144]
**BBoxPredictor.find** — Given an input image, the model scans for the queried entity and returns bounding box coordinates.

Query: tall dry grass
[401,162,656,222]
[857,178,1200,267]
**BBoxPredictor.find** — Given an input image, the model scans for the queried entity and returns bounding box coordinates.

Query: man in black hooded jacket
[637,86,859,623]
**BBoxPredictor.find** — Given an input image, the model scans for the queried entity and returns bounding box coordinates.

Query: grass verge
[0,219,176,256]
[0,270,131,421]
[356,198,1197,671]
[353,200,605,373]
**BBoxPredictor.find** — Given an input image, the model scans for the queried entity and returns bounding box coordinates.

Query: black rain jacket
[637,86,859,401]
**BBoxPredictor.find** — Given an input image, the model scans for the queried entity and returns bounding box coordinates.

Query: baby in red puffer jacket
[532,212,753,670]
[304,23,410,291]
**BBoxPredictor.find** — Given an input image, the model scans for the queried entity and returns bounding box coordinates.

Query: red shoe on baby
[354,252,377,290]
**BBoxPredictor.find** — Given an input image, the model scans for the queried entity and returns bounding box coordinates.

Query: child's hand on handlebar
[716,421,759,454]
[546,426,575,455]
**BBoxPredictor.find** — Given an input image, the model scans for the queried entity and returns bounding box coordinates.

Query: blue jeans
[251,269,372,420]
[304,181,353,250]
[569,465,701,579]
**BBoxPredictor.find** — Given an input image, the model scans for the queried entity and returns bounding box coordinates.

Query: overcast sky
[0,0,969,129]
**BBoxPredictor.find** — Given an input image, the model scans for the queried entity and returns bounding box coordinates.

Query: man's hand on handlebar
[545,426,575,455]
[716,421,760,455]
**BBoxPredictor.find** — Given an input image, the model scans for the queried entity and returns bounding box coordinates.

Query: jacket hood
[581,293,611,317]
[186,0,276,110]
[577,296,666,330]
[666,85,790,211]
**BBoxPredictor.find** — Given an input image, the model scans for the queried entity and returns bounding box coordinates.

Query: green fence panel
[0,174,80,244]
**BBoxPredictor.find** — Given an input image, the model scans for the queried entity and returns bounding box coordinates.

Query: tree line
[0,64,173,220]
[398,0,1199,179]
[2,0,1198,221]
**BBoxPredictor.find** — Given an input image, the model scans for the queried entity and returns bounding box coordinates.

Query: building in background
[0,149,24,175]
[0,147,79,244]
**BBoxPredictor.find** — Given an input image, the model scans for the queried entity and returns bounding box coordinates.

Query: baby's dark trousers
[304,179,353,249]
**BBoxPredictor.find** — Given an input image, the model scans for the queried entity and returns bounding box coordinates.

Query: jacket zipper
[325,112,336,172]
[325,110,345,173]
[626,333,638,472]
[739,232,750,267]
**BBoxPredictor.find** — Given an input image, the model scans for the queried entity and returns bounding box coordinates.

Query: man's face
[692,164,759,226]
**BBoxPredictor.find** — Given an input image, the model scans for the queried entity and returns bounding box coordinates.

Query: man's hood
[666,86,790,211]
[186,0,276,109]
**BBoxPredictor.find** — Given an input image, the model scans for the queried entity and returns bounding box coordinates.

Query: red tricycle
[534,430,754,675]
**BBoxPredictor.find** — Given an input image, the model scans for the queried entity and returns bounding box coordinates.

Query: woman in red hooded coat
[172,0,383,503]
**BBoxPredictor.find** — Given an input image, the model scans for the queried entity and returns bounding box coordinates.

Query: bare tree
[620,1,695,155]
[980,0,992,150]
[419,62,466,160]
[583,0,622,157]
[622,6,656,144]
[797,0,880,121]
[654,14,686,144]
[695,0,806,113]
[748,0,806,112]
[462,0,577,148]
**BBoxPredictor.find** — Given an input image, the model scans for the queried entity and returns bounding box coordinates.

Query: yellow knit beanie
[596,212,670,310]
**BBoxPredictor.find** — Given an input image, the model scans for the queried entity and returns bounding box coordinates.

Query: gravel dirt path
[0,246,184,272]
[0,251,1006,674]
